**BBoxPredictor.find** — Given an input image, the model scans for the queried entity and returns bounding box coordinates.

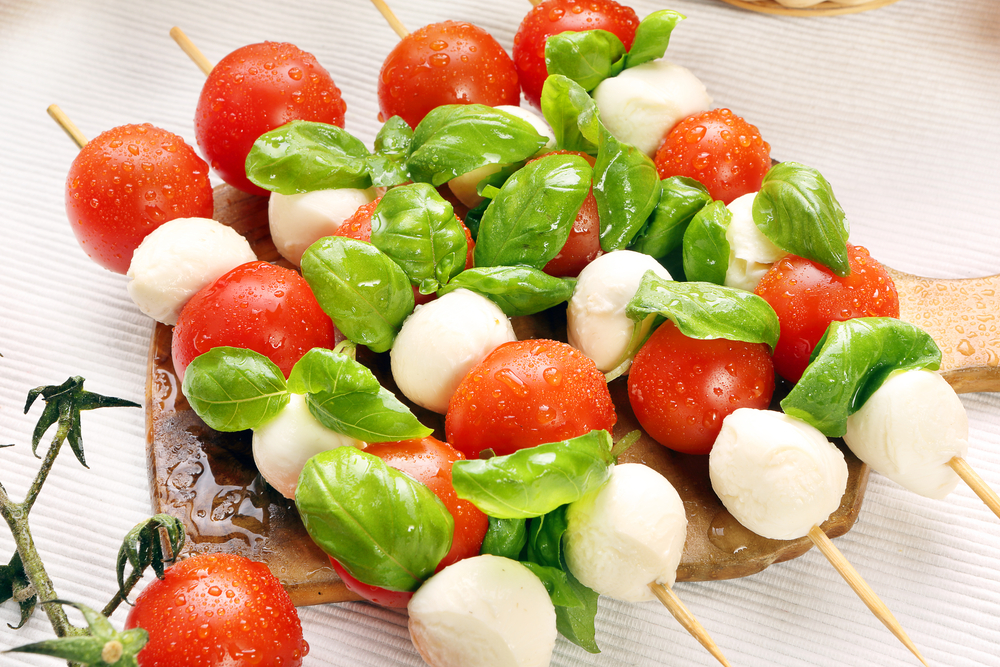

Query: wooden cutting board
[144,184,1000,606]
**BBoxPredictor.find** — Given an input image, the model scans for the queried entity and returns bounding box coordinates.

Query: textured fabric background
[0,0,998,665]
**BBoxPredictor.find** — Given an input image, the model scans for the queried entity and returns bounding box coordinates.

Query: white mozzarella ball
[447,106,556,209]
[564,463,687,602]
[391,289,516,414]
[268,187,376,266]
[592,59,712,157]
[710,408,848,541]
[723,193,786,292]
[253,393,363,500]
[566,250,672,372]
[408,555,557,667]
[126,217,257,325]
[844,369,968,499]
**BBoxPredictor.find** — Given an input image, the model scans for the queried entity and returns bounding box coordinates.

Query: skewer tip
[170,26,214,76]
[649,582,733,667]
[369,0,410,39]
[47,104,87,149]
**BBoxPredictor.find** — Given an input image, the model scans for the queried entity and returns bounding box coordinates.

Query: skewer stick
[47,105,87,149]
[170,26,214,76]
[949,456,1000,520]
[369,0,410,39]
[807,525,928,667]
[649,583,732,667]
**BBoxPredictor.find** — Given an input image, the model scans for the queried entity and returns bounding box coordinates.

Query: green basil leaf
[545,29,627,93]
[594,125,662,252]
[463,197,491,241]
[296,447,453,591]
[539,75,601,155]
[437,266,576,317]
[301,236,414,353]
[623,10,685,69]
[474,154,592,269]
[521,561,586,609]
[553,557,601,653]
[451,430,614,519]
[407,105,548,187]
[366,116,414,187]
[626,271,780,351]
[182,347,289,432]
[781,317,942,437]
[246,120,372,194]
[370,183,467,294]
[629,176,711,259]
[287,348,380,396]
[753,162,851,276]
[480,517,528,559]
[525,505,569,568]
[682,200,732,285]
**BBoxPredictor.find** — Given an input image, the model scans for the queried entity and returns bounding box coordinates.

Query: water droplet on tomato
[288,66,303,80]
[542,367,562,386]
[127,143,140,156]
[536,404,556,424]
[703,410,719,429]
[549,7,565,20]
[495,368,529,397]
[430,40,448,51]
[429,53,450,68]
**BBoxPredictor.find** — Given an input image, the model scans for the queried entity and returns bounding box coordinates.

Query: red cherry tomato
[513,0,639,109]
[628,321,775,455]
[330,558,413,609]
[754,244,900,383]
[446,339,617,459]
[377,21,520,129]
[195,42,346,196]
[172,261,336,381]
[124,552,308,666]
[65,124,214,274]
[654,108,771,205]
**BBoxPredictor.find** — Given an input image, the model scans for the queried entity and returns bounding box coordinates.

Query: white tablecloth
[1,0,998,665]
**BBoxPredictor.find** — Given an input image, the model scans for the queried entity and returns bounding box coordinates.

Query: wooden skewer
[649,582,732,667]
[949,456,1000,520]
[369,0,410,39]
[170,26,213,76]
[47,105,87,149]
[807,526,928,667]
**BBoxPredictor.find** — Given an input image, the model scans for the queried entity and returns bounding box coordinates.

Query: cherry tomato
[377,21,520,129]
[754,244,900,383]
[513,0,639,109]
[124,552,308,666]
[628,321,775,455]
[195,42,346,196]
[446,339,617,459]
[65,124,214,274]
[172,261,336,381]
[654,108,771,205]
[333,436,490,607]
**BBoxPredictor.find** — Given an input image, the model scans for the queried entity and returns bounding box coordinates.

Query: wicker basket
[718,0,902,16]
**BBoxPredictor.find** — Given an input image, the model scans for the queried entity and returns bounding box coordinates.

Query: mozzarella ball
[126,217,257,325]
[391,289,516,414]
[408,555,556,667]
[710,409,848,541]
[447,106,556,209]
[564,463,687,602]
[253,393,363,499]
[268,187,376,266]
[844,369,968,499]
[592,60,712,157]
[723,193,786,292]
[566,250,672,372]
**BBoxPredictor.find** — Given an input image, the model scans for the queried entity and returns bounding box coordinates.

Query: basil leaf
[407,105,548,187]
[553,558,601,653]
[370,183,467,294]
[474,154,592,269]
[246,120,372,194]
[781,317,942,437]
[545,29,626,93]
[753,162,851,276]
[286,348,431,442]
[626,271,780,351]
[480,517,528,559]
[539,75,601,155]
[682,200,732,284]
[525,505,569,568]
[594,125,662,252]
[451,430,615,519]
[437,266,576,317]
[629,176,711,259]
[522,561,585,609]
[301,236,414,353]
[366,116,414,187]
[463,197,491,241]
[296,447,453,591]
[623,10,685,69]
[182,347,289,432]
